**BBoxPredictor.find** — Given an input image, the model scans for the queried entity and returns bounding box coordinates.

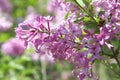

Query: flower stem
[111,48,120,68]
[101,44,120,68]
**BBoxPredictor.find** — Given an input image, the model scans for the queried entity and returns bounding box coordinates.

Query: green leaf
[111,39,120,50]
[74,17,84,23]
[9,61,24,70]
[0,33,10,42]
[65,0,75,2]
[21,68,35,75]
[76,0,85,7]
[83,16,98,31]
[101,45,113,56]
[83,16,91,22]
[65,11,70,20]
[110,63,118,70]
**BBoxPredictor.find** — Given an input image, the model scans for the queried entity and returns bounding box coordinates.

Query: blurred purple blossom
[0,11,12,31]
[1,38,25,56]
[0,0,12,13]
[30,53,54,63]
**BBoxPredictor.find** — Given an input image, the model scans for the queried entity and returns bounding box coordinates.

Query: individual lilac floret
[1,38,25,56]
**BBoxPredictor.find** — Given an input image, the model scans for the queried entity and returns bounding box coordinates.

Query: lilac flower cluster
[91,0,120,42]
[15,0,120,80]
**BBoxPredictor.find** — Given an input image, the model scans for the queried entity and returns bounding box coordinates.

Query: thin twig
[111,48,120,68]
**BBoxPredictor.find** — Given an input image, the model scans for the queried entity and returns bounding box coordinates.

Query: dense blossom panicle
[15,15,99,80]
[91,0,120,47]
[1,38,25,56]
[15,0,120,80]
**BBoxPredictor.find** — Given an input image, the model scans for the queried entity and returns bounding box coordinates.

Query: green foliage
[65,0,75,3]
[76,0,85,7]
[65,11,70,20]
[111,39,120,51]
[82,0,92,6]
[0,53,41,80]
[10,0,38,18]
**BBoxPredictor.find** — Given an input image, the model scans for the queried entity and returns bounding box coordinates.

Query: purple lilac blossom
[91,0,120,48]
[15,15,98,80]
[15,0,120,80]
